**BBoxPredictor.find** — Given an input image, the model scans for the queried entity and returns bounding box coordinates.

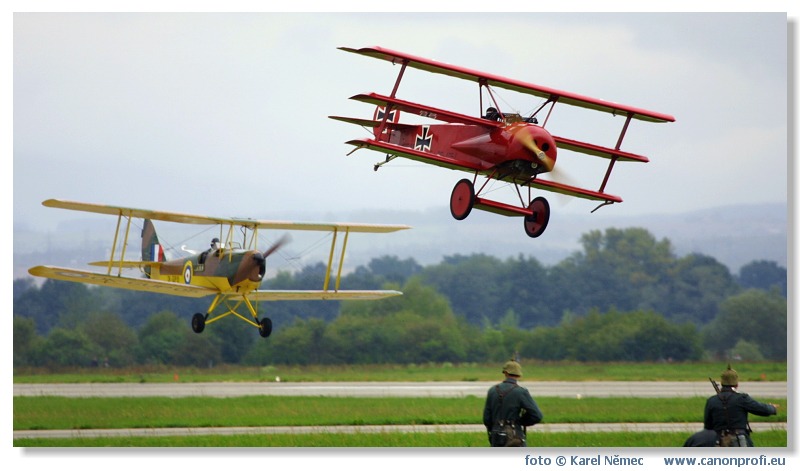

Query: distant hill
[13,203,786,280]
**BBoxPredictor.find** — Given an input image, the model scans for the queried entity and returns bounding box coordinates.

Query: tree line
[13,227,787,368]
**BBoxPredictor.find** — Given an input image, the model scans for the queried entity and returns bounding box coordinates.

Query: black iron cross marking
[415,126,433,152]
[375,107,397,123]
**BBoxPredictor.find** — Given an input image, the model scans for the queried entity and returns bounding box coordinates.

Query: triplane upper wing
[337,46,675,123]
[29,199,410,338]
[330,46,674,238]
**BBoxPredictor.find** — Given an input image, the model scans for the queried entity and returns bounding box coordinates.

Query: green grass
[14,396,787,431]
[13,430,788,447]
[12,361,788,383]
[14,362,788,448]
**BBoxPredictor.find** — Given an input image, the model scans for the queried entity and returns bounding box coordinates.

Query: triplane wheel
[191,313,206,333]
[523,196,550,238]
[450,179,475,220]
[259,317,273,338]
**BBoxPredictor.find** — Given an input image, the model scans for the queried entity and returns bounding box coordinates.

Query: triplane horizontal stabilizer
[29,199,410,339]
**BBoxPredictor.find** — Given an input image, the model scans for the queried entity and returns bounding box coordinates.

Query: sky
[10,9,789,235]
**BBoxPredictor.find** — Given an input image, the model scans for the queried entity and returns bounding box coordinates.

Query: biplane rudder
[141,219,166,277]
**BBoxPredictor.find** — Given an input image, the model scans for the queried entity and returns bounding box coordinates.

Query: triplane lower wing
[29,199,410,339]
[330,46,674,238]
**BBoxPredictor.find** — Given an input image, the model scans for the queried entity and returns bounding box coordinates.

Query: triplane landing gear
[448,177,551,238]
[523,197,550,238]
[190,294,274,338]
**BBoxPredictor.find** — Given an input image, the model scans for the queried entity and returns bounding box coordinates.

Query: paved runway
[12,422,787,440]
[12,381,788,398]
[14,381,787,441]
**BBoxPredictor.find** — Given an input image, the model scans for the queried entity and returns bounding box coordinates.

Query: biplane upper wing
[42,199,411,233]
[27,266,214,297]
[339,46,675,124]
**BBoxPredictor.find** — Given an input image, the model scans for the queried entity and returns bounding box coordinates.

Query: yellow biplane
[28,199,410,339]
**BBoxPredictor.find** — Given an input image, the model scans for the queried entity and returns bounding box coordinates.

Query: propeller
[252,235,291,280]
[263,234,291,258]
[513,126,555,172]
[513,125,578,207]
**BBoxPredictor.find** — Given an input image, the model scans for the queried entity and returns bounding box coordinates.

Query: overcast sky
[11,10,788,234]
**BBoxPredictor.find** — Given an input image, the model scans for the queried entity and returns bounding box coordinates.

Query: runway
[12,381,788,399]
[14,381,787,441]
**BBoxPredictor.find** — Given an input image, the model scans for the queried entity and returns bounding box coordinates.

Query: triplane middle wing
[29,199,410,339]
[330,46,675,238]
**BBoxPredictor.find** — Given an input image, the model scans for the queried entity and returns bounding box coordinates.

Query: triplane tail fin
[141,219,166,277]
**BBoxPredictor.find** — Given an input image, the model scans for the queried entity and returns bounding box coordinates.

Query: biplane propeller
[28,199,410,339]
[330,46,675,238]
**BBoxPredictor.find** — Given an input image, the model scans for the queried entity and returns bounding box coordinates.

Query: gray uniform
[483,378,543,447]
[704,387,777,446]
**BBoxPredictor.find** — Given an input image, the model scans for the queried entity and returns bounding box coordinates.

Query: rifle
[709,377,721,394]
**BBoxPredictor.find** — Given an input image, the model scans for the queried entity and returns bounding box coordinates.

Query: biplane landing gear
[523,197,550,238]
[450,179,475,220]
[258,318,273,338]
[191,313,206,333]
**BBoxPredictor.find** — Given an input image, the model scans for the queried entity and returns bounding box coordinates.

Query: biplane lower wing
[28,266,213,297]
[245,289,402,301]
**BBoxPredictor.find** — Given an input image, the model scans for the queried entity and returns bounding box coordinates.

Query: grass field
[13,396,788,430]
[13,362,788,447]
[12,430,789,447]
[12,361,787,383]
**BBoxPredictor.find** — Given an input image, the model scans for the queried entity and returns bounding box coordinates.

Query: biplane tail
[141,219,166,277]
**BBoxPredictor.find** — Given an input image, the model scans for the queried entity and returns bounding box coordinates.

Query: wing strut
[323,228,338,292]
[599,114,633,193]
[375,58,410,139]
[107,212,123,276]
[336,229,350,291]
[106,210,134,277]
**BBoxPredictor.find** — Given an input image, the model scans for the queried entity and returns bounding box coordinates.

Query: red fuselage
[382,121,558,179]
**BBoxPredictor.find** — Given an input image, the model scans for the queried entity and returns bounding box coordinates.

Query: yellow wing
[42,199,410,233]
[244,290,402,301]
[28,266,214,298]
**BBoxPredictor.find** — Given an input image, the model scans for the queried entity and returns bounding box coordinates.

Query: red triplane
[330,46,675,238]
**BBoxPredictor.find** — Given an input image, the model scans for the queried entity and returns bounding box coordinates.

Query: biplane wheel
[258,318,273,338]
[450,179,475,220]
[191,313,206,334]
[523,197,550,238]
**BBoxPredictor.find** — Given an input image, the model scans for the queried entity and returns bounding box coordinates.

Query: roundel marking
[183,262,193,284]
